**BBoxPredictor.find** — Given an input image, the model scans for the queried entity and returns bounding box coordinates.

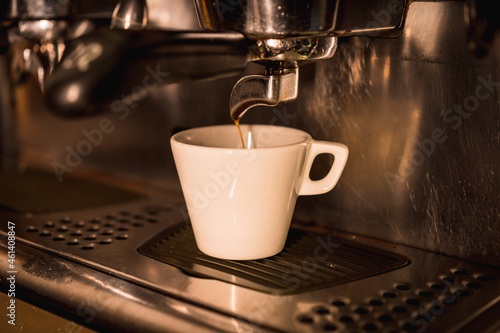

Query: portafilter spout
[230,62,298,121]
[40,1,337,117]
[230,37,337,121]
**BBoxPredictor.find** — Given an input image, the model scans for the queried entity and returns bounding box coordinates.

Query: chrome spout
[230,63,298,121]
[230,36,337,121]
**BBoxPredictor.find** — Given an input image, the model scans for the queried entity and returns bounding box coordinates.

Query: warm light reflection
[383,57,391,80]
[38,20,52,30]
[398,108,422,180]
[124,13,133,29]
[262,0,276,33]
[229,178,237,198]
[401,3,445,59]
[379,56,392,98]
[86,274,141,302]
[266,39,281,48]
[66,84,81,103]
[246,131,253,148]
[230,284,237,311]
[23,48,30,62]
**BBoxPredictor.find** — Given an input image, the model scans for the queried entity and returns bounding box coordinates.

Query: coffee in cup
[171,124,348,260]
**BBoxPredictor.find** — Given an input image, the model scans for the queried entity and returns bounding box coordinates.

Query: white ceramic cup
[171,124,348,260]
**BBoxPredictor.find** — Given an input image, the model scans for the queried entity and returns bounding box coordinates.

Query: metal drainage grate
[138,224,410,294]
[24,206,169,250]
[294,269,498,332]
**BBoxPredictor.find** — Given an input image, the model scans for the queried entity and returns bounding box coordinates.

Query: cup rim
[171,124,312,150]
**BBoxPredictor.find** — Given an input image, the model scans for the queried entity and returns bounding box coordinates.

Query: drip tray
[138,224,410,294]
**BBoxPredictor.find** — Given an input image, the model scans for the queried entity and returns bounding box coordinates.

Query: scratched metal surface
[8,1,500,266]
[291,1,500,266]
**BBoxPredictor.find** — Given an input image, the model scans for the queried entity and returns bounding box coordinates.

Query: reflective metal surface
[1,193,499,332]
[193,0,340,39]
[248,37,338,62]
[193,0,408,39]
[6,1,499,266]
[293,1,500,266]
[3,0,497,263]
[8,20,67,91]
[1,0,500,332]
[230,65,298,121]
[110,0,148,30]
[6,0,71,20]
[0,232,271,332]
[232,37,337,120]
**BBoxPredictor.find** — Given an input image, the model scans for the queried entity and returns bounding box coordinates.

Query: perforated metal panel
[293,269,497,332]
[2,194,500,333]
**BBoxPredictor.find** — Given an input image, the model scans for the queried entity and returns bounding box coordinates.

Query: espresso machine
[1,0,500,332]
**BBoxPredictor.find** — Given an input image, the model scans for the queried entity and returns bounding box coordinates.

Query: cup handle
[298,141,349,196]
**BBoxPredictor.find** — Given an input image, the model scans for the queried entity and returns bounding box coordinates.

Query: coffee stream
[234,119,246,148]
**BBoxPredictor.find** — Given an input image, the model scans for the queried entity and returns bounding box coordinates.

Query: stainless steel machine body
[0,0,499,332]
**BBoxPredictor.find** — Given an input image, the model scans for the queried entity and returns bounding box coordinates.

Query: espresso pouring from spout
[3,0,415,117]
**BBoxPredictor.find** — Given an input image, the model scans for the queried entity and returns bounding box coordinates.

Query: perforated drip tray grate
[4,200,500,332]
[22,208,164,250]
[138,224,410,294]
[292,269,500,333]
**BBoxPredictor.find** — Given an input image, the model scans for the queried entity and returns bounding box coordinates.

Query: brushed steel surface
[292,1,500,266]
[6,0,71,19]
[5,1,499,266]
[110,0,148,30]
[193,0,340,39]
[0,234,271,332]
[1,1,500,331]
[193,0,408,39]
[1,194,499,332]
